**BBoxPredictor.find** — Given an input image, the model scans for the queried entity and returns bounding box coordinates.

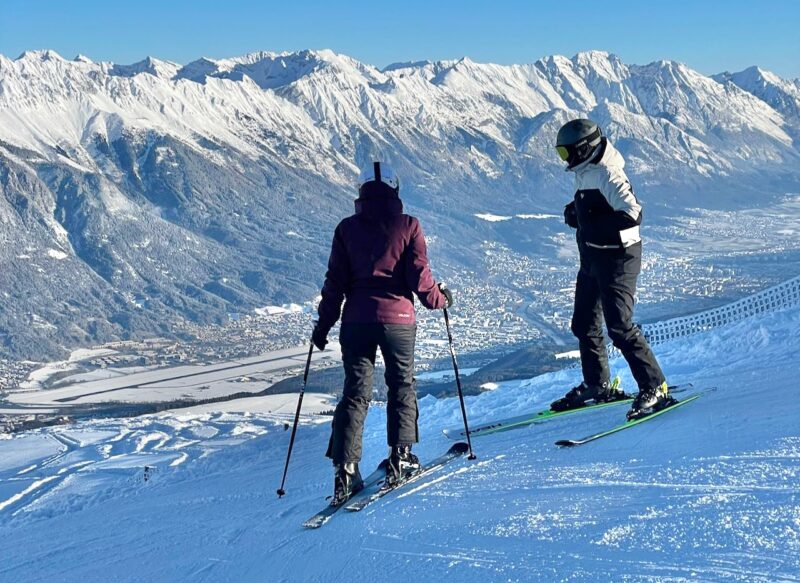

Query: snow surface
[19,348,120,390]
[1,302,798,581]
[254,303,305,316]
[416,367,479,381]
[475,213,513,222]
[475,213,559,223]
[10,344,339,407]
[175,393,335,417]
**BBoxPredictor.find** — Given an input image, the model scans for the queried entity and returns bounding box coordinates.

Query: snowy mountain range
[1,49,799,359]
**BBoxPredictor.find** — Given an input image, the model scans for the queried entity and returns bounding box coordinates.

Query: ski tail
[302,460,387,529]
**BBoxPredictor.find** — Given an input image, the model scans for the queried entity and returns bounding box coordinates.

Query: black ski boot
[627,382,675,420]
[551,378,626,412]
[384,444,420,488]
[330,461,363,507]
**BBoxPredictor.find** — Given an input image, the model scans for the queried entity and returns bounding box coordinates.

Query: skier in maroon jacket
[312,161,453,506]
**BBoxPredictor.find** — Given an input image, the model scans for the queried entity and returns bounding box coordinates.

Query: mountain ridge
[1,48,799,360]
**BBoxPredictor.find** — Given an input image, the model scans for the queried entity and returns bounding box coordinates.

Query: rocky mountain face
[1,49,798,360]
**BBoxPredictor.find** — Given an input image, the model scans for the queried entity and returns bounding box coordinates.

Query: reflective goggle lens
[555,146,570,161]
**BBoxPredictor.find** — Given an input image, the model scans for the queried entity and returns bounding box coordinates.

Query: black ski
[302,460,388,529]
[344,442,470,512]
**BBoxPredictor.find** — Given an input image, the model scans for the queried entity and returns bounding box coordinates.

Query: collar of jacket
[354,194,404,217]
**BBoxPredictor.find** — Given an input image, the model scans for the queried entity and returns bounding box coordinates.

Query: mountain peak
[734,65,783,86]
[382,60,433,73]
[631,58,697,80]
[174,48,382,90]
[570,50,627,81]
[16,49,65,62]
[572,50,613,62]
[110,56,180,78]
[714,65,800,120]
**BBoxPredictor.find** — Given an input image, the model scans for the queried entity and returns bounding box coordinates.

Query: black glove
[311,323,328,350]
[564,201,578,229]
[438,282,454,309]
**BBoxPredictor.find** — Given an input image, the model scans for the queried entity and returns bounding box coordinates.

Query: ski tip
[450,442,470,455]
[555,440,579,447]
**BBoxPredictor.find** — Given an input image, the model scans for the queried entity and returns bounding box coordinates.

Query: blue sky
[1,0,798,78]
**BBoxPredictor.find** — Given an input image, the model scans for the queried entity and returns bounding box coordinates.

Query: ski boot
[330,461,363,507]
[627,382,675,420]
[384,444,420,488]
[550,377,626,412]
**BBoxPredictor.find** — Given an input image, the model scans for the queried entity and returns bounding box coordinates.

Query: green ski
[443,383,692,440]
[555,392,704,447]
[443,397,631,440]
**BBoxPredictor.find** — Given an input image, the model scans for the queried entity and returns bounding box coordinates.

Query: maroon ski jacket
[316,192,445,336]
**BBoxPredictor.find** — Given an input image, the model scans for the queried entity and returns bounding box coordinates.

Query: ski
[444,397,630,440]
[344,442,470,513]
[302,460,388,529]
[443,384,692,440]
[555,390,706,447]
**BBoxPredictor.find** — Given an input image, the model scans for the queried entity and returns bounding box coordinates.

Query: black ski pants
[571,243,665,392]
[326,323,418,464]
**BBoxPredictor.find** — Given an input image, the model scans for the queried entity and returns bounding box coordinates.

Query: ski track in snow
[0,306,799,581]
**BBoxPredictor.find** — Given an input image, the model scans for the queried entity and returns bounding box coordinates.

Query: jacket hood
[568,138,625,174]
[354,193,404,218]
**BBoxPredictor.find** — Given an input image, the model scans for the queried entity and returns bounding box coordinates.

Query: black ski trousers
[571,243,665,392]
[326,323,418,464]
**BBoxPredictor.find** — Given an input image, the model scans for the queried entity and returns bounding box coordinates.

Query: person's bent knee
[607,326,640,350]
[339,391,372,408]
[570,318,588,338]
[572,319,604,340]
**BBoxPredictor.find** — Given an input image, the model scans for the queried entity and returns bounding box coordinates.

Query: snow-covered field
[0,304,798,582]
[6,344,340,408]
[416,367,479,381]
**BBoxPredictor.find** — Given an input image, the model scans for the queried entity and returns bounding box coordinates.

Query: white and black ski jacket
[569,138,642,251]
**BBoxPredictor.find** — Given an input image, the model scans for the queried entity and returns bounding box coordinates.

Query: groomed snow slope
[1,304,799,582]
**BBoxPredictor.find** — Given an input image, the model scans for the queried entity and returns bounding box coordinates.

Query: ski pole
[276,340,315,498]
[443,307,477,460]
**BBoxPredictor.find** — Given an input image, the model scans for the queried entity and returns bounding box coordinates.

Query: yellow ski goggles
[555,146,570,161]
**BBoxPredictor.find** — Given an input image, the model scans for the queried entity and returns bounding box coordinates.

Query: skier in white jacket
[550,118,671,420]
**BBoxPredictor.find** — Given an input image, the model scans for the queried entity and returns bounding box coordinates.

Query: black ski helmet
[556,119,602,168]
[358,160,400,197]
